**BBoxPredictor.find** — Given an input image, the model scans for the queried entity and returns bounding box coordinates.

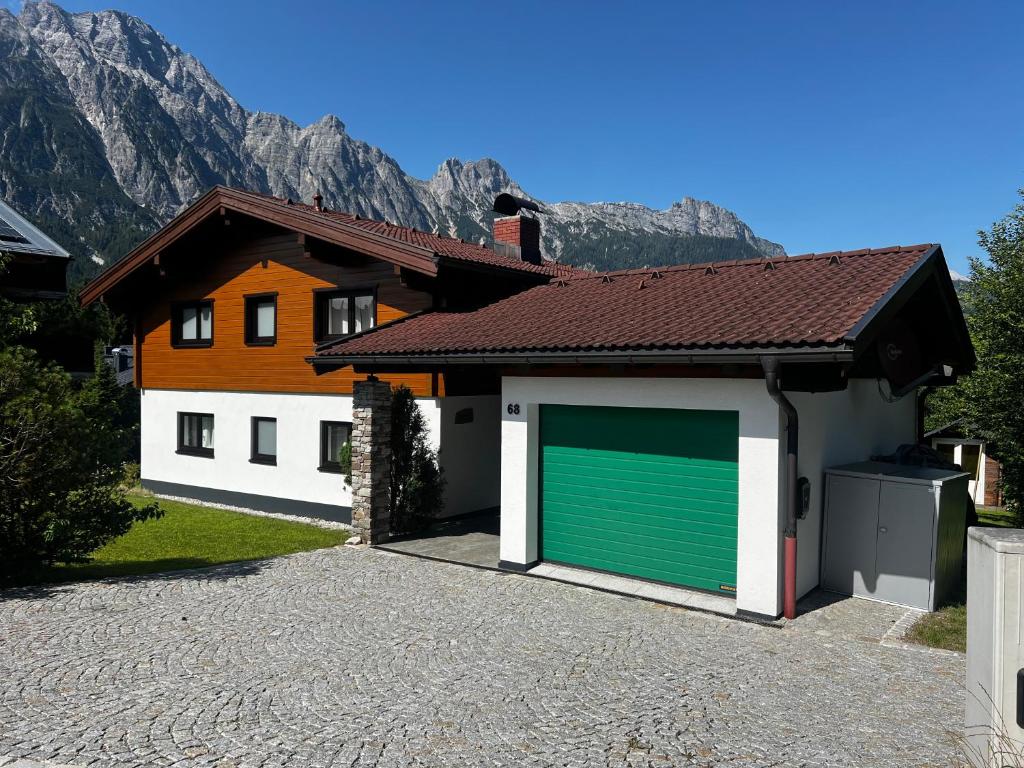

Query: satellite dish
[876,317,925,390]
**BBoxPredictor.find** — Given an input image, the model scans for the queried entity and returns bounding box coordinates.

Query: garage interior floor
[378,509,500,569]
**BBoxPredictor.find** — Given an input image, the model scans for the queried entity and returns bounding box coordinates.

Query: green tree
[0,347,159,582]
[930,192,1024,522]
[0,258,155,583]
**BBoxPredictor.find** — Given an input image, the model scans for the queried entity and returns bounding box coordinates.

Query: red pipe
[762,356,799,620]
[784,535,797,620]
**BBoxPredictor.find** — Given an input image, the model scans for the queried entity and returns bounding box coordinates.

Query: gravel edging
[148,493,354,532]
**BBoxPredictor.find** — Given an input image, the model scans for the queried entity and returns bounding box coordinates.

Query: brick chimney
[493,214,542,265]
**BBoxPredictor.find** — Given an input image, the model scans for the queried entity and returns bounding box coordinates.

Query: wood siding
[138,231,436,395]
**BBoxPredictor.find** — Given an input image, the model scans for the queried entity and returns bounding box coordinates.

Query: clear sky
[39,1,1024,272]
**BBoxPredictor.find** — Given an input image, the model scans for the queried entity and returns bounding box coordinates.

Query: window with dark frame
[171,300,214,347]
[319,421,352,473]
[250,417,277,465]
[177,412,214,457]
[314,289,375,342]
[244,293,277,346]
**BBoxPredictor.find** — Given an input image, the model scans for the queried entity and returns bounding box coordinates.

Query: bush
[389,386,444,535]
[0,346,159,583]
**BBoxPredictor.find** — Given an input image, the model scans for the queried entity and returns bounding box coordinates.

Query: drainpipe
[761,356,798,620]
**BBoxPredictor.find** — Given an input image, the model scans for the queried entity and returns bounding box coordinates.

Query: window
[250,417,277,465]
[314,289,375,341]
[244,293,277,345]
[171,300,213,347]
[177,412,214,457]
[319,421,352,473]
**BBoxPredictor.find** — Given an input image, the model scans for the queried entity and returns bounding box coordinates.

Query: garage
[540,404,739,594]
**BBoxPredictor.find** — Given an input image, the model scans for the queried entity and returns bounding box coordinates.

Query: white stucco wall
[140,388,441,511]
[439,395,502,518]
[499,376,783,618]
[789,379,917,597]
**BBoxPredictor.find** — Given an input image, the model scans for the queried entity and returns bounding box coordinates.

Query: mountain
[1,1,784,283]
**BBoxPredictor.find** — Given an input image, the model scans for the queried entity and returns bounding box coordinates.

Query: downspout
[761,356,798,620]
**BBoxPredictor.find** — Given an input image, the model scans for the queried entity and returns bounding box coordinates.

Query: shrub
[338,440,353,486]
[0,346,159,583]
[389,386,444,534]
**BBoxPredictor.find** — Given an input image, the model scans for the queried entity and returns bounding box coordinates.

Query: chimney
[493,215,542,265]
[491,193,545,265]
[313,191,323,212]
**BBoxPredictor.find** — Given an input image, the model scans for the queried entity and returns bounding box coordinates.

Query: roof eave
[841,244,976,373]
[79,186,442,307]
[308,344,854,369]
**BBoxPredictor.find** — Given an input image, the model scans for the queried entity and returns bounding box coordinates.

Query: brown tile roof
[315,244,939,359]
[249,190,580,278]
[79,186,581,307]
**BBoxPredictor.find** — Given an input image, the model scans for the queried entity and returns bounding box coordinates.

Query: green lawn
[905,505,1016,653]
[22,494,348,585]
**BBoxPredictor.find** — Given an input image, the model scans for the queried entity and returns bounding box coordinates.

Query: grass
[904,505,1016,653]
[19,493,348,586]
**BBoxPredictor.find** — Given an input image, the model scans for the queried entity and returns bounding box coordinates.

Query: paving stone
[0,547,962,767]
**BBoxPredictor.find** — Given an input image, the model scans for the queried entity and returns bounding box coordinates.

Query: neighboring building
[0,198,69,300]
[79,186,573,523]
[102,345,135,387]
[81,186,974,620]
[927,421,1003,507]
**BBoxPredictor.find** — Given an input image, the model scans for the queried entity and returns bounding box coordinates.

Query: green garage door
[540,404,739,594]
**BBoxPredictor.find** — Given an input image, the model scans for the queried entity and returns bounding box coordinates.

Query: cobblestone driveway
[0,547,962,767]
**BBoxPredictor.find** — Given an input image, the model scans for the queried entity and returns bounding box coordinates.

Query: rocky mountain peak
[2,1,784,278]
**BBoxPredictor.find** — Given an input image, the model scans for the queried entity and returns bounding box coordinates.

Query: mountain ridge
[1,1,785,281]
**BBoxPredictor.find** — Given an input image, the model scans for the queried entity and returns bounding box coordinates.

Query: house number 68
[507,403,521,415]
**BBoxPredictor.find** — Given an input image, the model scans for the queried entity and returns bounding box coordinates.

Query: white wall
[789,379,917,597]
[499,376,782,618]
[439,395,501,518]
[141,388,441,510]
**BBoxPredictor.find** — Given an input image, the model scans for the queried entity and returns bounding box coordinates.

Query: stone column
[351,377,392,544]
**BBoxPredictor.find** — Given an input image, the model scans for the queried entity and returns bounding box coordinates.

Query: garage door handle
[878,527,888,533]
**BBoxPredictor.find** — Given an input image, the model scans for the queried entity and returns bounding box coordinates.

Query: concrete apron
[376,517,755,623]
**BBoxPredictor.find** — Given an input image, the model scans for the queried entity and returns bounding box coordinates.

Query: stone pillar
[351,377,392,544]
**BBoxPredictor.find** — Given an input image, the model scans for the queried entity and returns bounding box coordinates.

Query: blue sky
[44,1,1024,272]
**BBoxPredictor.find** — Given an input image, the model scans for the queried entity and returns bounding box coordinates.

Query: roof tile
[316,244,936,358]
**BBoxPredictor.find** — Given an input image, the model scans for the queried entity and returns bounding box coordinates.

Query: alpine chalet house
[80,187,573,522]
[83,187,973,620]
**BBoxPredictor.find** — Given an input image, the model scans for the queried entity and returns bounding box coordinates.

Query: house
[79,186,573,523]
[926,421,1002,507]
[0,198,69,301]
[311,227,974,620]
[81,186,974,621]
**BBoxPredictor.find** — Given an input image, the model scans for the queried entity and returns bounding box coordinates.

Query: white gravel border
[147,492,355,532]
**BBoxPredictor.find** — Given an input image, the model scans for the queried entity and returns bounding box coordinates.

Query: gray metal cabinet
[821,461,969,610]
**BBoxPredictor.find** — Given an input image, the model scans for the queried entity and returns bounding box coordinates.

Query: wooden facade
[136,228,438,395]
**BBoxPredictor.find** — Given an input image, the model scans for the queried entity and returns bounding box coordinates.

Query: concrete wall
[499,376,782,618]
[439,395,501,518]
[140,388,441,517]
[789,379,917,597]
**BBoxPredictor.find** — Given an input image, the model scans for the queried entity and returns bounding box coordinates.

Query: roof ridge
[552,243,938,283]
[222,185,577,276]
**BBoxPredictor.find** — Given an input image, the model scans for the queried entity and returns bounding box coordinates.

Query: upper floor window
[177,412,214,457]
[244,293,277,346]
[314,289,375,342]
[171,300,213,347]
[250,416,277,465]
